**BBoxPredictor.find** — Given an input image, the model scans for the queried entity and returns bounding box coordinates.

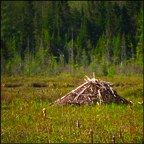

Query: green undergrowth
[1,74,143,143]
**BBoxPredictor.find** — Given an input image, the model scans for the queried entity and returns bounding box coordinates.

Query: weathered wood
[66,101,81,106]
[73,85,91,102]
[50,74,133,106]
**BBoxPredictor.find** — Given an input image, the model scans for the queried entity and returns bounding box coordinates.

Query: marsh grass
[1,74,143,143]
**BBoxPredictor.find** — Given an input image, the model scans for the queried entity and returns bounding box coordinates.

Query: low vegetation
[1,74,143,143]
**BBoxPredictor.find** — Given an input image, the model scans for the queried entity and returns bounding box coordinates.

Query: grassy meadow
[1,74,143,143]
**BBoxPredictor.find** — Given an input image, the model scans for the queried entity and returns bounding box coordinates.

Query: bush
[108,65,115,77]
[89,59,103,76]
[76,71,85,78]
[102,61,108,76]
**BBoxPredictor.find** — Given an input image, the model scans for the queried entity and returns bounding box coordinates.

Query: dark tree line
[1,1,143,76]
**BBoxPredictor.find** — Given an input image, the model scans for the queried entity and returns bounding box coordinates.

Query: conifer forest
[1,2,143,143]
[1,1,143,77]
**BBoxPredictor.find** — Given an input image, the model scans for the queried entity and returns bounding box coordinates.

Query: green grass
[1,74,143,143]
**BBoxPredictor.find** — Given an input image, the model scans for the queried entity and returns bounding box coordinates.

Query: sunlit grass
[1,74,143,143]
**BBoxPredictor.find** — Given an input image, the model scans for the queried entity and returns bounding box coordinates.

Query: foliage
[102,61,108,76]
[108,64,115,77]
[135,4,143,66]
[1,1,143,77]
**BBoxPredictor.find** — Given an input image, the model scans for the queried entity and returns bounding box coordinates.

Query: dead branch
[50,74,133,106]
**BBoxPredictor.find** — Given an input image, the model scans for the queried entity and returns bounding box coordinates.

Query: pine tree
[33,7,42,51]
[105,1,116,63]
[121,33,126,66]
[1,1,13,60]
[61,1,71,36]
[113,2,121,36]
[105,1,115,37]
[95,33,106,60]
[86,1,100,47]
[112,34,121,65]
[71,7,82,43]
[81,49,88,71]
[74,5,88,66]
[19,1,35,60]
[119,5,130,37]
[126,1,142,16]
[136,4,143,66]
[96,1,106,35]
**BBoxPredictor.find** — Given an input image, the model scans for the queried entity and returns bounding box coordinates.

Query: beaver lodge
[50,73,133,106]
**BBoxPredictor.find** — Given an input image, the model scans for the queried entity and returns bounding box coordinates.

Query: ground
[1,74,143,143]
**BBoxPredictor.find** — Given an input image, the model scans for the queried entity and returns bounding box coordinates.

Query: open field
[1,74,143,143]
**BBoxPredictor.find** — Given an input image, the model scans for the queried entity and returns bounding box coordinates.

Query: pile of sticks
[50,73,133,106]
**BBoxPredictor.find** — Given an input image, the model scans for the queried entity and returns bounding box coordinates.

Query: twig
[1,107,12,110]
[88,96,91,102]
[76,119,80,128]
[98,89,103,105]
[93,72,95,79]
[42,108,46,117]
[89,129,93,143]
[112,135,115,143]
[50,73,133,106]
[85,75,91,81]
[51,81,89,105]
[119,129,122,139]
[73,85,91,102]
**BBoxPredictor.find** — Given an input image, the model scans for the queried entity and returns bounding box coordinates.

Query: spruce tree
[1,1,13,60]
[121,33,126,66]
[136,5,143,66]
[119,5,130,37]
[112,34,121,65]
[113,2,121,36]
[20,1,35,60]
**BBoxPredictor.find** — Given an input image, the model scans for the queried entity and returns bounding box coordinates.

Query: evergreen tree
[96,1,106,36]
[126,1,142,16]
[112,34,121,65]
[61,1,71,35]
[136,4,143,66]
[71,7,81,37]
[81,49,88,71]
[105,1,115,37]
[1,1,143,76]
[74,5,88,65]
[86,1,100,47]
[42,2,54,51]
[119,5,130,37]
[95,33,106,60]
[113,2,121,36]
[19,1,35,59]
[1,1,14,60]
[33,7,42,51]
[121,33,126,65]
[125,1,142,59]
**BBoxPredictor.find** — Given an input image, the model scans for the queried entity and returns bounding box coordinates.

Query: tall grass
[1,74,143,143]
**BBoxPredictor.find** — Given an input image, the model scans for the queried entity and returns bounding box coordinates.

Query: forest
[1,2,143,143]
[1,1,143,77]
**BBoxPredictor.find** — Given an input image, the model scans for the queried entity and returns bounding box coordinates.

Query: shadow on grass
[5,83,23,87]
